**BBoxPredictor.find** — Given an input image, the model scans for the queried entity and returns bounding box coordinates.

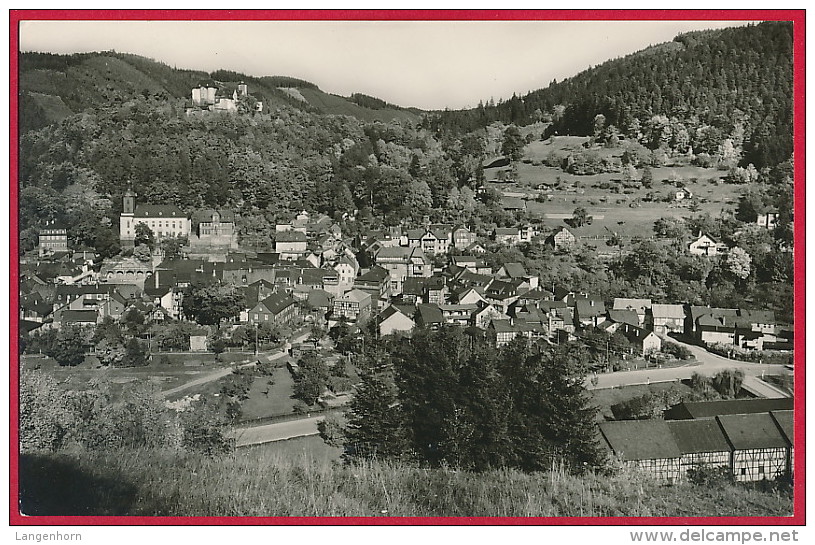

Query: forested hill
[18,51,420,132]
[428,22,793,169]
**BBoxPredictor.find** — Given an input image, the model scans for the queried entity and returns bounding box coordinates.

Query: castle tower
[238,82,248,97]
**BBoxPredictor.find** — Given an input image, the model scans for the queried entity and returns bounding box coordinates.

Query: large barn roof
[599,420,682,461]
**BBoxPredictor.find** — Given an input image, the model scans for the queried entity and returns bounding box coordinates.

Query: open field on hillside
[488,136,753,240]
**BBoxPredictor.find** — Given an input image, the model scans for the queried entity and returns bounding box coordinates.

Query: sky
[19,18,752,111]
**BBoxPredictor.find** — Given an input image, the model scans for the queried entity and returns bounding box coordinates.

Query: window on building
[741,468,747,475]
[759,465,765,474]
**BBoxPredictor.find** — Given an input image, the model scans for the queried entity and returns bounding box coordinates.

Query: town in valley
[16,19,797,518]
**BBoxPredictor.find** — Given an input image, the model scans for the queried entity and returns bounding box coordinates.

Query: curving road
[160,330,311,399]
[586,337,793,390]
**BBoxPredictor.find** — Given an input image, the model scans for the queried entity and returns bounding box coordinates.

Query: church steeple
[123,188,136,215]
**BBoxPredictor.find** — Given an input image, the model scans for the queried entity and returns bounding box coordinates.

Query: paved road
[587,337,792,390]
[160,330,311,399]
[230,415,324,447]
[741,376,792,398]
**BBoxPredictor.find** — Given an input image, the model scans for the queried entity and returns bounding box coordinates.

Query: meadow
[18,436,793,518]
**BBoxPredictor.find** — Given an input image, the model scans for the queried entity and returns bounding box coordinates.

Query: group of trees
[342,327,604,472]
[610,370,744,421]
[426,23,792,171]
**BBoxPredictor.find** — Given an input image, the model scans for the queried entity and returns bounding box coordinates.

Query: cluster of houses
[21,194,791,358]
[598,398,794,484]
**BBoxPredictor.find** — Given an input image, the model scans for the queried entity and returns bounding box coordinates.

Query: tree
[182,281,245,326]
[293,352,330,406]
[571,206,591,228]
[134,222,155,249]
[725,246,752,280]
[640,166,654,188]
[501,124,525,162]
[46,325,87,367]
[344,369,408,460]
[161,235,187,260]
[712,369,744,398]
[500,341,604,470]
[133,243,152,262]
[120,337,148,368]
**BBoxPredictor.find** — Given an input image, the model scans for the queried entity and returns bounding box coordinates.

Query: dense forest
[427,22,793,169]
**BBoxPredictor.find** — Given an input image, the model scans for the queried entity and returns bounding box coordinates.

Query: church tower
[123,188,136,215]
[120,188,137,246]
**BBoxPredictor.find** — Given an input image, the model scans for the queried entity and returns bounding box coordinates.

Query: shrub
[687,464,733,486]
[662,342,694,360]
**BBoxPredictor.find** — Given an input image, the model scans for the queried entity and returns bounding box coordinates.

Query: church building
[119,189,191,247]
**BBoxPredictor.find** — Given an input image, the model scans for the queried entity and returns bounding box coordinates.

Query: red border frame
[8,9,806,527]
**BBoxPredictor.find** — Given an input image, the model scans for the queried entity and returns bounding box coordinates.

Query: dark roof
[191,209,236,225]
[356,266,389,283]
[306,289,333,309]
[259,292,296,315]
[607,309,641,326]
[379,305,414,324]
[666,419,731,455]
[416,303,444,325]
[402,277,427,296]
[690,306,738,323]
[575,298,605,318]
[770,410,793,446]
[500,262,527,278]
[598,420,682,461]
[489,319,517,334]
[275,231,308,243]
[133,205,186,218]
[664,398,794,420]
[717,413,789,450]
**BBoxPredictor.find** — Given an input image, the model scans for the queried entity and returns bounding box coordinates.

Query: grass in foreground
[19,441,793,518]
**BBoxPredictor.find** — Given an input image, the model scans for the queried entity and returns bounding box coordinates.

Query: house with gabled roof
[617,322,662,355]
[354,266,391,310]
[649,304,686,335]
[119,190,191,247]
[415,303,445,330]
[574,297,606,328]
[332,289,371,322]
[598,420,683,484]
[471,304,508,330]
[275,231,308,261]
[546,227,576,252]
[689,233,727,256]
[717,413,790,482]
[247,292,299,326]
[613,298,652,327]
[378,305,415,337]
[374,245,432,295]
[666,419,731,472]
[452,225,476,249]
[493,227,520,245]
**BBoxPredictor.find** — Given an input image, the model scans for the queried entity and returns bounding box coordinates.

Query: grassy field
[239,367,298,421]
[18,445,793,517]
[489,136,752,241]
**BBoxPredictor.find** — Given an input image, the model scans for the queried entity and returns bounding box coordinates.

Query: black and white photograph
[11,11,802,525]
